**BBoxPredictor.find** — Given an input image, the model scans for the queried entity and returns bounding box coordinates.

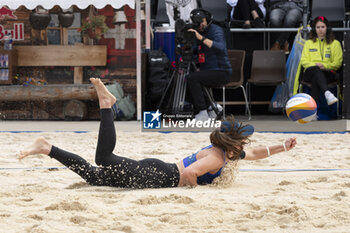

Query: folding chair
[311,0,346,26]
[224,50,251,119]
[203,50,250,120]
[198,0,230,22]
[246,50,286,113]
[298,68,342,118]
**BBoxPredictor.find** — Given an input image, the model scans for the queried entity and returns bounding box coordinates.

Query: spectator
[269,0,303,53]
[300,16,343,105]
[186,8,232,121]
[227,0,266,28]
[165,0,198,27]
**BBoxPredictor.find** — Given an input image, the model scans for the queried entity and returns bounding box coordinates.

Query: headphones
[190,8,213,26]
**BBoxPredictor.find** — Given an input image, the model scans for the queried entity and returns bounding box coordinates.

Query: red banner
[0,23,24,40]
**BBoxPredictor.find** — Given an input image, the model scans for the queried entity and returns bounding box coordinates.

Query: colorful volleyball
[285,93,317,124]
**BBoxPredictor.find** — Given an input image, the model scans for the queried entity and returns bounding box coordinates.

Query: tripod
[157,54,195,114]
[158,58,223,119]
[157,22,223,118]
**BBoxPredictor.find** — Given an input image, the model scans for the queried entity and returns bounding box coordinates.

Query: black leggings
[302,66,337,101]
[233,0,264,21]
[49,109,180,189]
[187,70,230,111]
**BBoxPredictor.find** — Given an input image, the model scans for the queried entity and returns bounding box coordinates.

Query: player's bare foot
[18,137,52,160]
[90,77,117,108]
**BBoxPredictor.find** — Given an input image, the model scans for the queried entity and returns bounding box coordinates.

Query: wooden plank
[62,28,68,45]
[0,84,97,101]
[248,101,270,105]
[217,101,270,105]
[74,66,83,84]
[217,101,248,105]
[15,45,107,66]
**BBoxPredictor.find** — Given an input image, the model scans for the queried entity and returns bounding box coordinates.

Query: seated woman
[300,16,343,105]
[18,78,297,188]
[269,0,303,54]
[227,0,266,28]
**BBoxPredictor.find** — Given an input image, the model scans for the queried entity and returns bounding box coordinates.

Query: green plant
[79,15,109,40]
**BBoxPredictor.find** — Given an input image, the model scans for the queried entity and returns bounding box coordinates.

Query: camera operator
[186,8,232,121]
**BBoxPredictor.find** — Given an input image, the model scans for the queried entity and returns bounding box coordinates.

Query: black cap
[190,8,212,25]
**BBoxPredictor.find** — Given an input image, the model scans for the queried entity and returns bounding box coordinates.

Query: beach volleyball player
[18,78,297,188]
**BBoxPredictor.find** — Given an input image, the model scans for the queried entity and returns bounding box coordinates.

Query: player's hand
[284,137,297,151]
[187,28,202,41]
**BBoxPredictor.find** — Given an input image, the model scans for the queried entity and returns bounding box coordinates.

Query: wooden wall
[0,5,137,120]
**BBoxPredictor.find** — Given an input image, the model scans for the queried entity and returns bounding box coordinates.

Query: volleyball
[285,93,317,124]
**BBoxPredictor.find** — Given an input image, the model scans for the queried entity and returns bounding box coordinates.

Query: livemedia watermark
[142,110,221,132]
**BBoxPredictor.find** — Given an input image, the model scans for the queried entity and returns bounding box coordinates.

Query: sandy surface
[0,130,350,233]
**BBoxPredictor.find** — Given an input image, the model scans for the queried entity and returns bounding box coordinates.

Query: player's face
[315,21,327,39]
[198,18,207,32]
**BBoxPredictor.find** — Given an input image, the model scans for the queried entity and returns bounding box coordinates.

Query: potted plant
[79,15,108,41]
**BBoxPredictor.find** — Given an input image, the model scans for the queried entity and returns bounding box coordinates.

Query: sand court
[0,123,350,232]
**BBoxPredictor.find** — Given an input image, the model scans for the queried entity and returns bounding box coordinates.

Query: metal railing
[229,27,350,50]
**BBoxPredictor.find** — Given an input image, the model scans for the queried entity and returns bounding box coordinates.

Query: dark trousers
[233,0,264,21]
[269,2,302,44]
[48,109,180,188]
[186,70,230,112]
[302,66,337,101]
